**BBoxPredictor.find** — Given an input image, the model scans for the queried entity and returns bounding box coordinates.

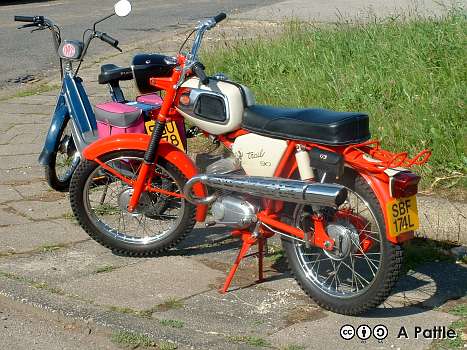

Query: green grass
[110,330,178,349]
[95,264,117,274]
[10,83,60,99]
[203,11,466,189]
[403,238,455,272]
[227,335,270,347]
[433,303,467,349]
[159,319,184,328]
[39,243,66,253]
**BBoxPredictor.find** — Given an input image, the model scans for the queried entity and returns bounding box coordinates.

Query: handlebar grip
[192,62,209,85]
[213,12,227,23]
[14,15,35,22]
[100,33,119,47]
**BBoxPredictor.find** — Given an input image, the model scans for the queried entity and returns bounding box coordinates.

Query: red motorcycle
[69,13,431,315]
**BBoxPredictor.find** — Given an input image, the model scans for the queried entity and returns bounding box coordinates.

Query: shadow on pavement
[365,261,467,318]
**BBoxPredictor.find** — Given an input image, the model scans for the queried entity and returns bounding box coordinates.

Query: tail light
[391,172,420,198]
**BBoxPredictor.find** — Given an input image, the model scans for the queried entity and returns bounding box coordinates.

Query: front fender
[83,133,207,222]
[38,94,68,166]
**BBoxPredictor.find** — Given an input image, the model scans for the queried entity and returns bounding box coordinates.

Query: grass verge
[432,302,467,349]
[110,330,178,349]
[203,11,466,190]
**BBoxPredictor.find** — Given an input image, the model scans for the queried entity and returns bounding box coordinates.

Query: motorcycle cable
[178,29,196,54]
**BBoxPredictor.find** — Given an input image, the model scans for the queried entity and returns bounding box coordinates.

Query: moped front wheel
[69,150,196,256]
[44,118,79,192]
[282,171,403,315]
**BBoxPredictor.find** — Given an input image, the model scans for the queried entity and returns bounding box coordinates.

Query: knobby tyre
[281,170,403,315]
[69,150,196,256]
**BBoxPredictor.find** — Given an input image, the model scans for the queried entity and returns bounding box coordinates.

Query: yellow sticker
[386,195,420,237]
[145,120,185,152]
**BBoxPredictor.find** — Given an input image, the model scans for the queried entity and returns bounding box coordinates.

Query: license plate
[145,120,185,152]
[386,195,420,237]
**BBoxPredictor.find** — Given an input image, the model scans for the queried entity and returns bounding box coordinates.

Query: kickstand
[219,231,266,294]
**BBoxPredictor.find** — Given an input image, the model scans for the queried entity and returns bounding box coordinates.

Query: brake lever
[17,23,37,29]
[31,26,47,33]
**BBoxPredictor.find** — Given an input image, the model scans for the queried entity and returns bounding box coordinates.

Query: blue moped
[14,0,133,191]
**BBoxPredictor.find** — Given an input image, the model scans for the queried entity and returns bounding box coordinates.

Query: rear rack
[343,140,431,173]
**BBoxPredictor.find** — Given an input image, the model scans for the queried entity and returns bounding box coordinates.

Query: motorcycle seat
[242,105,370,146]
[98,64,134,85]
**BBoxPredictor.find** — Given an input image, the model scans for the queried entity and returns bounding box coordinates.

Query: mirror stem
[93,13,115,31]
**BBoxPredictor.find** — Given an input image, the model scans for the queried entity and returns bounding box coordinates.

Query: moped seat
[94,102,141,127]
[98,64,134,85]
[242,105,370,146]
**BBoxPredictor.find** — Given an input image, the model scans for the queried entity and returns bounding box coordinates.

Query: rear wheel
[282,171,403,315]
[45,118,79,192]
[69,150,196,255]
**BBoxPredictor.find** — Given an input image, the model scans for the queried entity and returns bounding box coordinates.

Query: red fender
[82,134,207,222]
[359,172,413,244]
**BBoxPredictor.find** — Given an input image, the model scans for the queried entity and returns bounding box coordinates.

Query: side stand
[219,231,266,294]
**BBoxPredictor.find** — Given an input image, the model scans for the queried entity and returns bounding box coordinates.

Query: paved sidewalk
[0,4,466,350]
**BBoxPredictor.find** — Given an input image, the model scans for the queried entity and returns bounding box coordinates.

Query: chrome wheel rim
[83,156,185,245]
[292,187,383,298]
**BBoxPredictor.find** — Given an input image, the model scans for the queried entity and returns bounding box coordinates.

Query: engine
[211,195,258,229]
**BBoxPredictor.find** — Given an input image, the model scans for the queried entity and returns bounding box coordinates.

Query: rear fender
[83,133,207,222]
[359,172,413,243]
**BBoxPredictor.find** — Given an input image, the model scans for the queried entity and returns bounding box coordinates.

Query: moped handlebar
[14,15,37,22]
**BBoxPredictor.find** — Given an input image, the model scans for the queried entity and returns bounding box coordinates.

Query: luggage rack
[343,140,432,173]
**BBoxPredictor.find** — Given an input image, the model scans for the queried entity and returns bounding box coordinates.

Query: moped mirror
[114,0,132,17]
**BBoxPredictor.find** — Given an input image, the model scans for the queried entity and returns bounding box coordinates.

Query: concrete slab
[0,184,22,203]
[0,143,41,156]
[0,294,118,350]
[60,256,225,310]
[0,219,89,254]
[8,198,70,220]
[0,154,39,170]
[268,307,460,350]
[0,204,32,225]
[0,240,130,284]
[0,168,44,185]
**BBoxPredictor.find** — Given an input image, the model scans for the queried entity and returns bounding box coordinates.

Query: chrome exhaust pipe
[184,174,347,207]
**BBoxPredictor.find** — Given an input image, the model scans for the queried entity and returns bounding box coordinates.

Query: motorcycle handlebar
[213,12,226,24]
[99,32,119,48]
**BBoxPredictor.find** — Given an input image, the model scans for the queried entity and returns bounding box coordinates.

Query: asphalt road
[0,0,280,88]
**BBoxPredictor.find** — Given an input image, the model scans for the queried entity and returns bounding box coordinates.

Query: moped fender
[82,133,208,222]
[359,172,413,243]
[38,93,69,166]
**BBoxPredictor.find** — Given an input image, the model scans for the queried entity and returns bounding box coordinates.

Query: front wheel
[282,171,403,315]
[69,150,196,256]
[44,118,80,192]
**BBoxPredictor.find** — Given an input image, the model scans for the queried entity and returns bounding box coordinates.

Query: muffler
[183,174,347,207]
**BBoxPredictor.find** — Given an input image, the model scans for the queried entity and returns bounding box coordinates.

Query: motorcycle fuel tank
[175,77,254,135]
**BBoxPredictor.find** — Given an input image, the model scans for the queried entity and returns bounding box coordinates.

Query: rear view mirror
[114,0,132,17]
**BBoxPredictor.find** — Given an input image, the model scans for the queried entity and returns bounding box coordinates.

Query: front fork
[126,76,180,212]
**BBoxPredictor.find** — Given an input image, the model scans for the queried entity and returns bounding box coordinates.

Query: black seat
[242,105,370,145]
[98,64,134,85]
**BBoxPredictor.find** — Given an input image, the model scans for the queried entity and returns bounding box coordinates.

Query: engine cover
[211,195,257,229]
